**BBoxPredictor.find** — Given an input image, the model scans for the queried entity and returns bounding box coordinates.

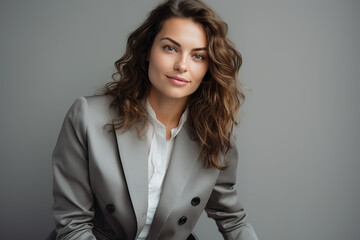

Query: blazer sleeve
[204,139,259,240]
[51,97,96,240]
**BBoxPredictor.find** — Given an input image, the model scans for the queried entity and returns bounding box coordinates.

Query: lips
[166,75,189,83]
[167,75,190,86]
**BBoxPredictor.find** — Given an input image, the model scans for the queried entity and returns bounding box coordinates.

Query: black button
[191,197,200,206]
[178,216,187,225]
[105,204,115,214]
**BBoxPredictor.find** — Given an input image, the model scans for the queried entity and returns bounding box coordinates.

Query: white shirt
[137,101,187,239]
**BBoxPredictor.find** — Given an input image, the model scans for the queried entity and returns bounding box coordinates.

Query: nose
[174,55,187,73]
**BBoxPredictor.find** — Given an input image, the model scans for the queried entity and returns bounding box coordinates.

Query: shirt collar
[146,99,187,139]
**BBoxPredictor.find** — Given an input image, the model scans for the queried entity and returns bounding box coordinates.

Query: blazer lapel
[114,124,148,237]
[148,125,200,239]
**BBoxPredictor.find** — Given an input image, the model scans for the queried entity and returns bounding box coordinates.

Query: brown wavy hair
[104,0,244,169]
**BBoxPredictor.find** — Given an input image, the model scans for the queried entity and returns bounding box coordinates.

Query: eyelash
[193,54,205,61]
[162,45,206,61]
[163,45,176,52]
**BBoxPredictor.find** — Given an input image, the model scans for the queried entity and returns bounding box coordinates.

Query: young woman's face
[147,17,208,102]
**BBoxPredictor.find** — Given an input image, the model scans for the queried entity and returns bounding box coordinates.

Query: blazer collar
[115,122,202,239]
[114,123,148,238]
[147,124,201,239]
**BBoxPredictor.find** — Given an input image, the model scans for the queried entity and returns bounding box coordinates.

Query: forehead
[156,17,208,47]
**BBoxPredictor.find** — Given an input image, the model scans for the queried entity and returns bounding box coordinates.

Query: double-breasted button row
[105,204,115,214]
[177,197,201,225]
[106,197,200,221]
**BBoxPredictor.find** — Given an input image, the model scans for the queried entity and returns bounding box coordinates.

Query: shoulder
[83,94,113,109]
[70,94,115,115]
[65,95,117,127]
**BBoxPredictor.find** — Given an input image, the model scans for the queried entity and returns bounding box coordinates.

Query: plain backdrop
[1,0,359,239]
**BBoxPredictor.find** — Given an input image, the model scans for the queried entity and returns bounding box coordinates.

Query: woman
[50,0,258,239]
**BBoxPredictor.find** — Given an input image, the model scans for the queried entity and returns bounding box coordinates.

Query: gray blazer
[50,95,258,240]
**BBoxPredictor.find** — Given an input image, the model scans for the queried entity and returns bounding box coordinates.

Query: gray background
[1,0,359,239]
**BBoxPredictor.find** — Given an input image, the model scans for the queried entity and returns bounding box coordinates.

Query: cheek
[191,64,208,84]
[149,51,170,75]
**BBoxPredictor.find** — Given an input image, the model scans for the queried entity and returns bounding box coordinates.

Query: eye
[193,54,206,61]
[163,45,175,52]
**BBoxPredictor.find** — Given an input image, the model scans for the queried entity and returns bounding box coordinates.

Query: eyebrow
[160,37,207,51]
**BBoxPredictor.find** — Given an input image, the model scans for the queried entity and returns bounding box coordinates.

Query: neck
[148,91,187,137]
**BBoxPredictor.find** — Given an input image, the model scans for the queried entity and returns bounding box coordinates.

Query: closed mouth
[166,75,189,83]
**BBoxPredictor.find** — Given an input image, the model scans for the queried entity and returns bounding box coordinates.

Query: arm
[52,97,96,240]
[205,140,259,240]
